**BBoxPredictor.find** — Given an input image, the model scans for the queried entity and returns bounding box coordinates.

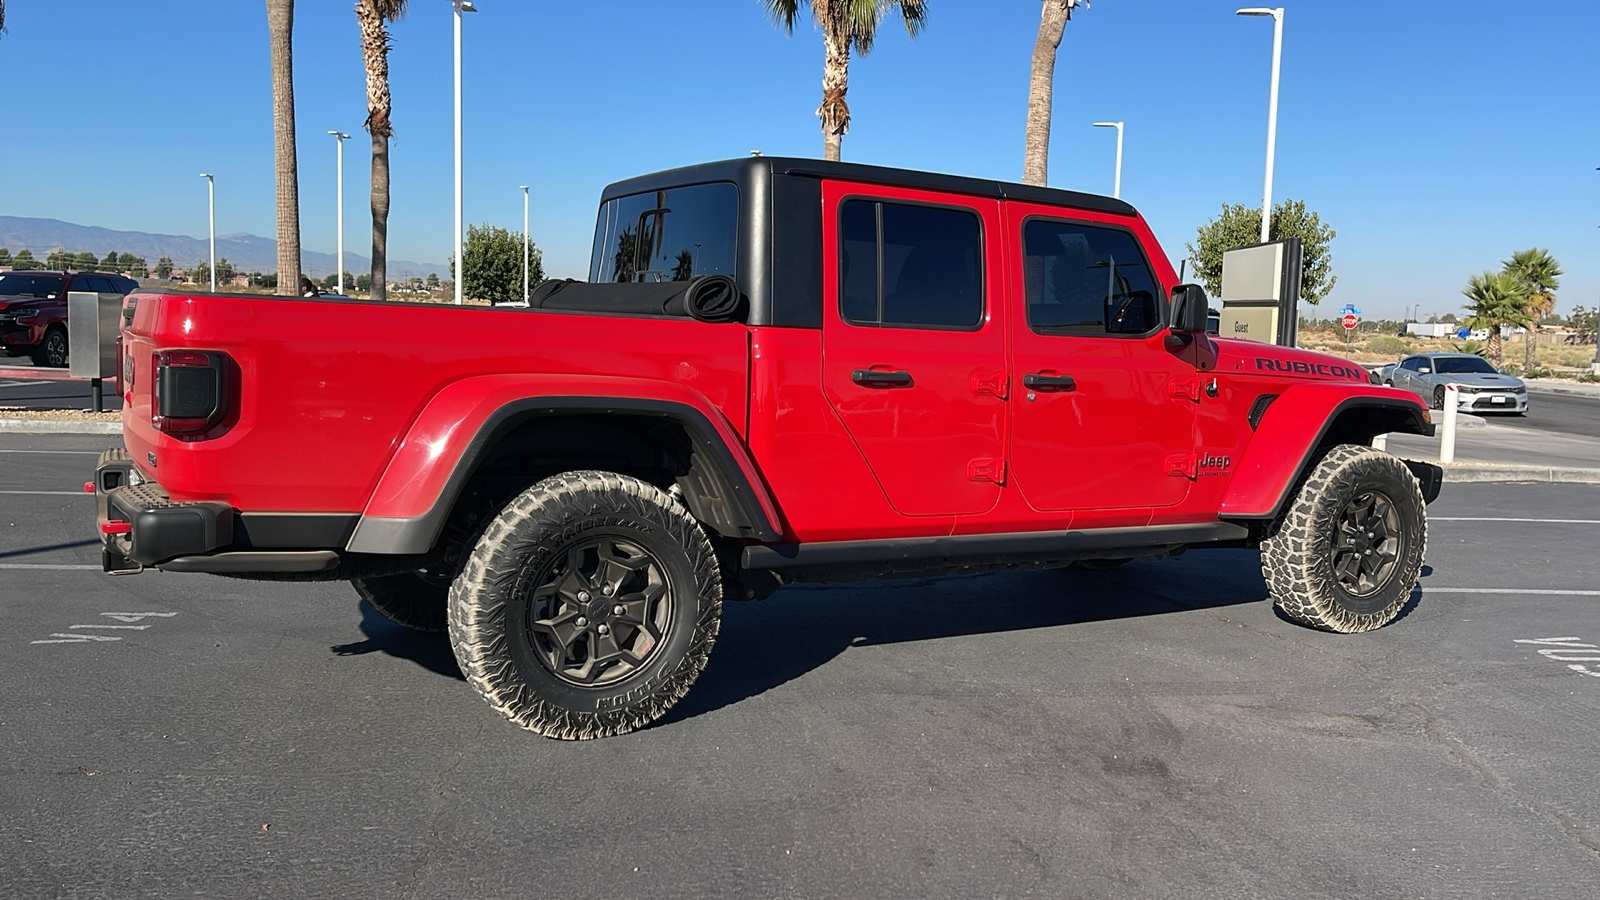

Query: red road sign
[1341,313,1359,330]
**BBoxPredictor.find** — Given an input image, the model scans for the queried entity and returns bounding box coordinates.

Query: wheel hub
[522,535,672,687]
[1332,490,1402,598]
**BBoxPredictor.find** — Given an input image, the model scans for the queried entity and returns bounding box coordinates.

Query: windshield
[1433,357,1497,375]
[0,273,67,299]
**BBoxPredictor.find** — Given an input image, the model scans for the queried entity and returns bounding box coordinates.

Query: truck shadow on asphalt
[331,601,463,680]
[662,548,1278,727]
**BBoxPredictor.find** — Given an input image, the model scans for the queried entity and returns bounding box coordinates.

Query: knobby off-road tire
[448,470,722,740]
[353,570,451,632]
[1261,444,1426,633]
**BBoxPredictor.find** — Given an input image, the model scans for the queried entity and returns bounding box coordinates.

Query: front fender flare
[346,374,783,554]
[1219,383,1432,520]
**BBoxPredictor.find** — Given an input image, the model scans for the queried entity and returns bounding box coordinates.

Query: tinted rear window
[1433,357,1496,374]
[589,182,738,284]
[838,198,984,329]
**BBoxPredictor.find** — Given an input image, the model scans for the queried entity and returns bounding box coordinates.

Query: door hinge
[971,371,1009,400]
[967,458,1007,484]
[1165,453,1196,479]
[1170,377,1201,402]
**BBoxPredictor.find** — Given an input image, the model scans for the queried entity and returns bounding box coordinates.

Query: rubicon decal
[1254,358,1366,381]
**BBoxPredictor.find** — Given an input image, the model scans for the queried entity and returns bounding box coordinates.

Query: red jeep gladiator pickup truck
[95,157,1440,739]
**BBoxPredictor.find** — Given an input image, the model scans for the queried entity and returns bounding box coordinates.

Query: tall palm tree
[267,0,302,296]
[1,1,8,39]
[356,0,408,303]
[1023,0,1088,187]
[1502,247,1562,372]
[1461,270,1529,367]
[763,0,928,162]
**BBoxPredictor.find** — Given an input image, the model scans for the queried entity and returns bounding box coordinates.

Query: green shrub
[1363,336,1411,357]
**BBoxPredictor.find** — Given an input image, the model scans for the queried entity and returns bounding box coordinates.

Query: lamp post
[520,185,530,303]
[329,131,349,295]
[452,0,477,306]
[1237,7,1284,244]
[1091,121,1124,199]
[199,173,215,292]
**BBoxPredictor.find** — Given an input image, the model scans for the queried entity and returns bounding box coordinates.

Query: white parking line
[1428,588,1600,596]
[0,380,54,388]
[0,490,92,496]
[0,449,105,455]
[1434,517,1600,525]
[0,564,101,570]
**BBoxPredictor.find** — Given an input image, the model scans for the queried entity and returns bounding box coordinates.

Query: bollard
[1439,383,1460,464]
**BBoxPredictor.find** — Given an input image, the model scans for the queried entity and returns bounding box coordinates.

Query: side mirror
[1418,367,1431,375]
[1168,284,1209,335]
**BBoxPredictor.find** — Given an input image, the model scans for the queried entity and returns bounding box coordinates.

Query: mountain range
[0,216,446,279]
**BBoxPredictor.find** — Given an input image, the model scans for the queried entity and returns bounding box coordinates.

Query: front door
[820,181,1007,517]
[1005,205,1196,512]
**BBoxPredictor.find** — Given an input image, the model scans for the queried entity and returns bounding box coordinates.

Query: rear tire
[353,569,450,632]
[1261,444,1426,633]
[448,470,721,739]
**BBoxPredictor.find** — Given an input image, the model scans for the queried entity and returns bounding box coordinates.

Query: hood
[1432,371,1523,388]
[1213,337,1370,384]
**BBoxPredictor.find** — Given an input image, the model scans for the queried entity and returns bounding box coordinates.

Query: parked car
[0,270,140,367]
[1389,352,1527,414]
[1375,362,1398,385]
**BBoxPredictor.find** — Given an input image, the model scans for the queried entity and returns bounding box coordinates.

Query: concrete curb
[0,418,122,434]
[1439,463,1600,485]
[1524,380,1600,399]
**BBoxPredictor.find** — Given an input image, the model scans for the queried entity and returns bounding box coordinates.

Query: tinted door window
[88,277,117,293]
[0,274,68,298]
[589,182,738,284]
[1022,219,1161,335]
[838,199,983,329]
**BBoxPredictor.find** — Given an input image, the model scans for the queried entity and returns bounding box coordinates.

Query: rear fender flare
[346,374,783,554]
[1219,383,1433,520]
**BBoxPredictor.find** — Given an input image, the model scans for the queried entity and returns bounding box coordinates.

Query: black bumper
[96,450,233,571]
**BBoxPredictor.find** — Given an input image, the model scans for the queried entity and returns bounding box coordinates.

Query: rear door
[820,181,1007,517]
[1005,204,1196,511]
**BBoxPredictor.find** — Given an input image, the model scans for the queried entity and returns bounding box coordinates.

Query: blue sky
[1,0,1595,319]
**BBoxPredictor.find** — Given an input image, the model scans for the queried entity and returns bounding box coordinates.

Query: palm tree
[267,0,302,296]
[1,2,8,39]
[763,0,928,162]
[1461,270,1529,367]
[1023,1,1088,187]
[1502,247,1562,372]
[355,0,408,303]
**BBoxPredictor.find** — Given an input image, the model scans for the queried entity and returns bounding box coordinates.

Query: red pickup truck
[96,157,1439,739]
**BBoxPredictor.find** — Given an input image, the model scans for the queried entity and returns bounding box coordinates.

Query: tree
[355,0,408,303]
[119,252,146,277]
[267,0,302,295]
[215,258,236,285]
[191,259,212,287]
[1186,199,1336,307]
[13,249,37,268]
[425,271,439,289]
[1502,248,1561,372]
[449,223,544,303]
[1022,1,1087,187]
[155,256,174,279]
[0,248,10,267]
[763,0,928,162]
[1569,305,1598,345]
[1461,270,1528,366]
[355,273,373,292]
[46,248,70,270]
[74,251,98,271]
[101,250,121,271]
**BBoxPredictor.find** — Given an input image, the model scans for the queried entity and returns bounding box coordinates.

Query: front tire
[1430,385,1446,410]
[1261,444,1426,633]
[448,471,721,739]
[31,326,69,368]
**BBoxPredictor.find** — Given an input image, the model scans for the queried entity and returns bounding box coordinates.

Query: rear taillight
[152,349,228,437]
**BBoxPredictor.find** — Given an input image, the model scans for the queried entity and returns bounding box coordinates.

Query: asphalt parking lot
[3,434,1599,899]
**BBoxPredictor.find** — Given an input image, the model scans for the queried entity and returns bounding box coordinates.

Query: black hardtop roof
[600,156,1138,218]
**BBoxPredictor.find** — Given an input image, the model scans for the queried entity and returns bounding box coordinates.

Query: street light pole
[1091,121,1124,199]
[1237,7,1284,244]
[199,173,215,292]
[329,131,349,295]
[520,185,530,304]
[452,0,477,306]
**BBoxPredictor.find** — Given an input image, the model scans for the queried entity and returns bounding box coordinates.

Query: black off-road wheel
[1261,444,1426,633]
[353,569,451,632]
[32,326,69,368]
[448,471,721,740]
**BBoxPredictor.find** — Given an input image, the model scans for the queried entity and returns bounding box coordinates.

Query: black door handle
[852,368,913,387]
[1023,373,1076,392]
